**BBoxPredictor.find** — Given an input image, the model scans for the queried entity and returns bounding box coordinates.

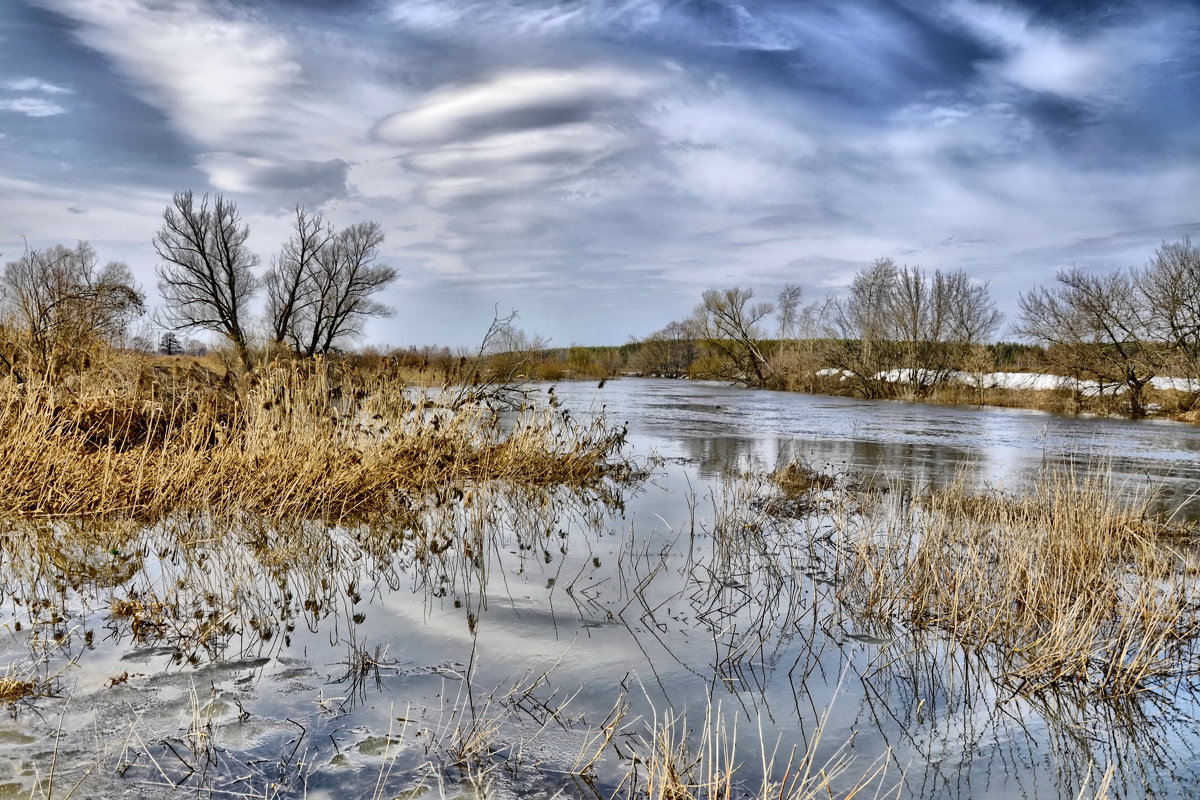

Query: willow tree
[690,287,774,387]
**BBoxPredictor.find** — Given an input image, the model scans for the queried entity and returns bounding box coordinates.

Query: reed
[624,697,897,800]
[0,358,630,523]
[827,467,1200,697]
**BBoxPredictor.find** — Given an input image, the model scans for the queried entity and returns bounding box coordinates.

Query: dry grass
[0,356,630,523]
[772,460,836,498]
[828,467,1200,697]
[624,698,897,800]
[0,676,39,703]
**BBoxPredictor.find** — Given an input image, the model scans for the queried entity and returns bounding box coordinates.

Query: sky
[1,0,1198,349]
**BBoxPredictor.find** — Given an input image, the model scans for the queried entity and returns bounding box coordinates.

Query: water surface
[1,378,1197,798]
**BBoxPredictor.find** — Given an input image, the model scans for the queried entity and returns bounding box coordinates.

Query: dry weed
[827,467,1200,697]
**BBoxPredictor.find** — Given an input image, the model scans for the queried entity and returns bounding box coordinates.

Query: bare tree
[1137,238,1200,387]
[630,320,697,378]
[776,284,804,339]
[154,191,260,371]
[944,270,1003,346]
[1,242,144,379]
[770,292,832,392]
[690,287,774,387]
[287,221,398,356]
[1016,267,1154,415]
[889,266,1002,394]
[824,257,899,396]
[824,259,1001,397]
[264,206,334,347]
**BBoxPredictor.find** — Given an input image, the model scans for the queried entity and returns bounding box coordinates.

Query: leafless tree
[944,270,1003,345]
[776,284,804,339]
[1,242,144,379]
[154,191,260,371]
[286,221,398,356]
[889,266,1002,394]
[630,320,697,378]
[1137,238,1200,386]
[824,258,899,396]
[770,291,832,392]
[690,287,774,386]
[264,206,334,347]
[824,259,1001,397]
[1016,267,1154,415]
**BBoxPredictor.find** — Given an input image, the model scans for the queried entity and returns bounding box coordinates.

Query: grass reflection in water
[0,371,1197,798]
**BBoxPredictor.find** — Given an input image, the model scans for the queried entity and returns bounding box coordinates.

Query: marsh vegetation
[2,214,1200,797]
[0,370,1196,799]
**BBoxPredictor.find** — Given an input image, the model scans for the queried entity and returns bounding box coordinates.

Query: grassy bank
[0,355,631,522]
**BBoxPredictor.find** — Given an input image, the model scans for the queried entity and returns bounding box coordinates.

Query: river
[0,377,1197,798]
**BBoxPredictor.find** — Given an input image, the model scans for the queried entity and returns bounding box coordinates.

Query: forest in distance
[3,190,1200,422]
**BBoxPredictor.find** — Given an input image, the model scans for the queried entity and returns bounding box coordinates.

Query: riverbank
[0,357,632,522]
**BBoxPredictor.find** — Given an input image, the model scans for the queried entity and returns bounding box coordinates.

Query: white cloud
[389,0,664,37]
[0,97,68,117]
[197,152,350,207]
[405,123,623,176]
[946,0,1167,102]
[2,78,72,94]
[31,0,300,147]
[651,86,819,209]
[886,99,1033,159]
[375,68,652,146]
[374,67,659,209]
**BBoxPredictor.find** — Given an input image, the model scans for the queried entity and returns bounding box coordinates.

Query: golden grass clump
[625,700,897,800]
[830,468,1200,697]
[772,460,835,498]
[0,357,630,523]
[0,677,39,704]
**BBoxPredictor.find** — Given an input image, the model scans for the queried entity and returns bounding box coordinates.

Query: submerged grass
[815,467,1200,698]
[626,697,897,800]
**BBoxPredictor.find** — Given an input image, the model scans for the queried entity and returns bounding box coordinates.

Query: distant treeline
[3,209,1197,420]
[382,241,1200,419]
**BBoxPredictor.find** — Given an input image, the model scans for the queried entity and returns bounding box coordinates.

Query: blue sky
[1,0,1198,347]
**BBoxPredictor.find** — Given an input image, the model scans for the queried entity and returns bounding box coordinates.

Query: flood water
[1,378,1198,798]
[558,378,1200,517]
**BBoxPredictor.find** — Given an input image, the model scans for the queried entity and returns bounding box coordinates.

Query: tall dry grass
[625,698,897,800]
[828,468,1200,697]
[0,357,630,522]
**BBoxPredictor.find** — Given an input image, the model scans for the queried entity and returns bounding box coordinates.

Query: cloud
[4,0,1199,347]
[388,0,664,37]
[2,78,72,94]
[198,153,351,207]
[374,68,651,146]
[944,0,1170,103]
[374,67,659,209]
[0,97,67,117]
[31,0,300,147]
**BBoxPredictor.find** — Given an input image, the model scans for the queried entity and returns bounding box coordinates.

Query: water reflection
[1,380,1198,798]
[552,378,1200,520]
